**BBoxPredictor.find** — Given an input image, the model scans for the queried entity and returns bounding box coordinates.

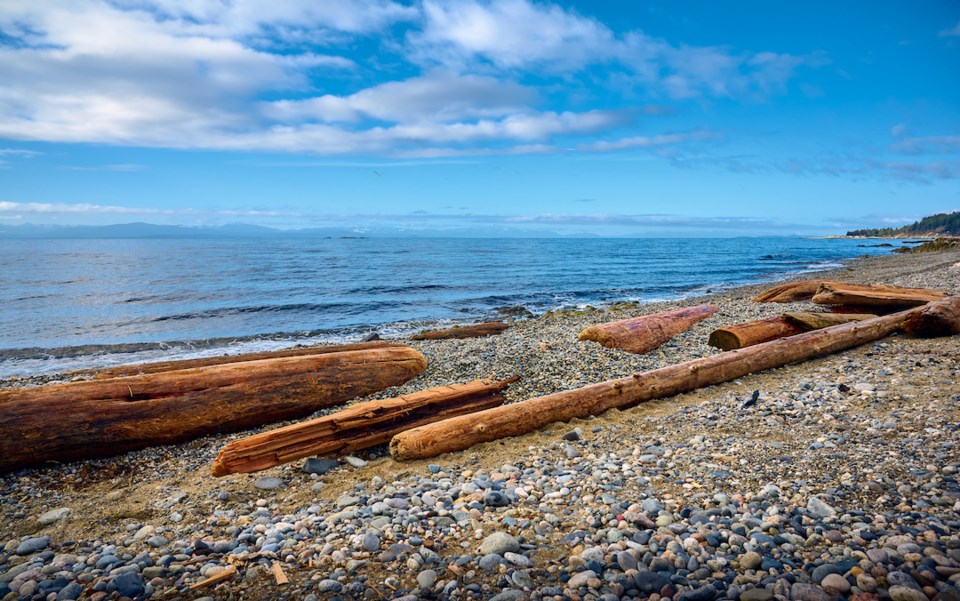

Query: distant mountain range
[846,211,960,237]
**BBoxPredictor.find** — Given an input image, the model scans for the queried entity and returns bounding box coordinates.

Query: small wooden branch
[411,322,509,340]
[271,562,289,585]
[578,305,718,354]
[189,566,238,590]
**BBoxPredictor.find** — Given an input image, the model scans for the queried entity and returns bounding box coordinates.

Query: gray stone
[479,532,519,556]
[740,588,774,601]
[634,569,670,593]
[889,586,930,601]
[820,574,850,594]
[490,590,526,601]
[16,537,49,555]
[740,551,762,570]
[641,498,664,513]
[483,491,511,507]
[806,497,837,519]
[790,583,830,601]
[302,457,339,475]
[887,572,921,590]
[253,477,284,490]
[38,508,71,526]
[617,551,638,572]
[416,569,437,589]
[113,572,145,598]
[343,456,367,467]
[317,579,342,593]
[504,552,530,567]
[567,570,597,589]
[57,582,83,600]
[677,584,718,601]
[811,563,845,584]
[146,535,168,548]
[478,554,503,571]
[866,548,889,563]
[362,532,380,552]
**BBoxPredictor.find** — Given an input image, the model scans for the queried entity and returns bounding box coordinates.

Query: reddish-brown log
[0,346,427,472]
[812,282,946,308]
[390,303,940,461]
[752,280,827,303]
[782,312,877,330]
[707,316,805,350]
[211,377,517,476]
[411,322,509,340]
[901,296,960,337]
[578,304,718,354]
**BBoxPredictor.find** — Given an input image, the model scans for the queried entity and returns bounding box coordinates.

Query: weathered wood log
[707,317,805,350]
[901,296,960,337]
[829,304,905,315]
[782,312,877,330]
[0,346,427,472]
[391,304,933,460]
[578,305,718,354]
[752,280,827,303]
[812,282,947,308]
[411,322,509,340]
[212,377,517,476]
[88,342,402,378]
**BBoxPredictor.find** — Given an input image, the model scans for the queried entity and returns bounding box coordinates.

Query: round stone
[740,551,762,570]
[416,569,437,589]
[821,574,850,594]
[479,532,519,556]
[253,477,284,490]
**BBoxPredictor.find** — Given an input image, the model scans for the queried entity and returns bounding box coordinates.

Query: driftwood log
[782,312,877,330]
[212,377,516,476]
[707,317,805,350]
[812,282,946,308]
[901,296,960,337]
[0,345,427,472]
[578,305,717,354]
[411,322,509,340]
[87,342,399,378]
[752,280,826,303]
[390,302,944,460]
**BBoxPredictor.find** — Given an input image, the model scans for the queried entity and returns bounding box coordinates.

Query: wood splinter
[271,561,289,585]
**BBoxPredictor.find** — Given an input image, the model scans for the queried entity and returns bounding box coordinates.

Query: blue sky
[0,0,958,236]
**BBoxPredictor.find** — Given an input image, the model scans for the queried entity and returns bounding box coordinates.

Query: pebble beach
[1,248,959,601]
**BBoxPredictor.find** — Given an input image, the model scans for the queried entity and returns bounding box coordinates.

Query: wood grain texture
[707,316,805,350]
[411,322,509,340]
[578,305,717,354]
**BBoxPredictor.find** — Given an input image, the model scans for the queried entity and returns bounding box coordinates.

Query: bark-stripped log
[707,317,805,350]
[578,305,718,354]
[0,346,427,472]
[752,280,827,303]
[411,322,509,340]
[901,296,960,337]
[829,304,906,315]
[212,377,516,476]
[782,312,877,330]
[89,342,401,378]
[812,282,946,308]
[390,303,941,460]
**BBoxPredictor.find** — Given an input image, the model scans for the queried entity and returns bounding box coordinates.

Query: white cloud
[939,21,960,37]
[578,129,715,152]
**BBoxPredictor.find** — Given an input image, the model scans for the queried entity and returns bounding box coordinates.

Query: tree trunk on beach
[782,312,877,330]
[411,322,509,340]
[578,304,717,354]
[390,303,941,461]
[707,316,805,350]
[752,280,827,303]
[0,345,427,472]
[211,377,517,476]
[901,296,960,337]
[812,282,946,308]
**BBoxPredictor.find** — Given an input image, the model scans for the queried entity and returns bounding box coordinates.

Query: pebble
[478,532,519,556]
[37,507,71,525]
[343,456,367,467]
[302,457,339,474]
[16,537,49,555]
[416,569,437,589]
[253,476,284,490]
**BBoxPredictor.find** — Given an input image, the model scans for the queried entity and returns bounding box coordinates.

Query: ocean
[0,236,906,377]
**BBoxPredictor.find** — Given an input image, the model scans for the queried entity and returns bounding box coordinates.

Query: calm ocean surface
[0,236,905,376]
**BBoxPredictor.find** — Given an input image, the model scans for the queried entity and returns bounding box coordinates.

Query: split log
[782,312,877,330]
[578,305,718,354]
[211,377,516,476]
[901,296,960,337]
[812,282,946,308]
[411,322,509,340]
[0,345,427,472]
[829,304,905,315]
[752,280,827,303]
[707,317,804,350]
[88,342,399,378]
[390,303,938,460]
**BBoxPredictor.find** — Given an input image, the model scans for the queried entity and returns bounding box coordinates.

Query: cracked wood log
[752,280,827,303]
[707,316,805,350]
[0,345,427,472]
[411,322,509,340]
[578,304,718,354]
[901,296,960,337]
[212,377,517,476]
[782,312,877,330]
[87,342,400,378]
[812,282,947,308]
[390,303,940,461]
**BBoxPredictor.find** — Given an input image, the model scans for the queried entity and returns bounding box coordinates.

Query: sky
[0,0,958,236]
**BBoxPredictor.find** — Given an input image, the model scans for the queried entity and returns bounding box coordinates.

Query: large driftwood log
[411,322,509,340]
[390,303,941,461]
[212,377,516,476]
[89,342,401,378]
[782,312,877,330]
[901,296,960,337]
[752,280,827,303]
[812,282,946,308]
[707,317,805,350]
[578,305,718,354]
[0,346,427,472]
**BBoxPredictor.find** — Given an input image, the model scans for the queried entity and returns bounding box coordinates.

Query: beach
[1,248,959,601]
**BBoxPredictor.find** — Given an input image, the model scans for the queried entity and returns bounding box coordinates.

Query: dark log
[901,296,960,337]
[390,304,934,460]
[212,377,517,476]
[707,317,805,350]
[812,282,947,308]
[578,305,717,354]
[0,346,427,472]
[411,322,509,340]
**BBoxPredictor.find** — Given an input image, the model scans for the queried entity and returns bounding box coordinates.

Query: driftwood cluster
[1,280,957,474]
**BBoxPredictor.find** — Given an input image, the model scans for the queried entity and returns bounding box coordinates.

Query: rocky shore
[1,249,959,601]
